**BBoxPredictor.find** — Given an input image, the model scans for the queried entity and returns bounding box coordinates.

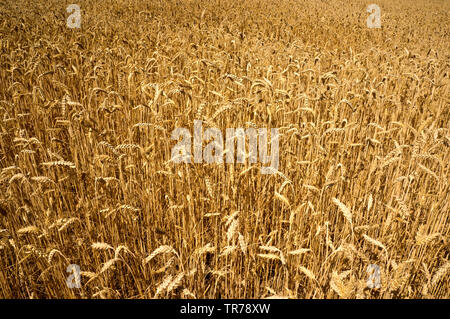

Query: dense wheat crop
[0,0,448,299]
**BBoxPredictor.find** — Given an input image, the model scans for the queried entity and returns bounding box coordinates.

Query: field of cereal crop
[0,0,448,298]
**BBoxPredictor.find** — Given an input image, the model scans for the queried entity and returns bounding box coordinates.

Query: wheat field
[0,0,448,299]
